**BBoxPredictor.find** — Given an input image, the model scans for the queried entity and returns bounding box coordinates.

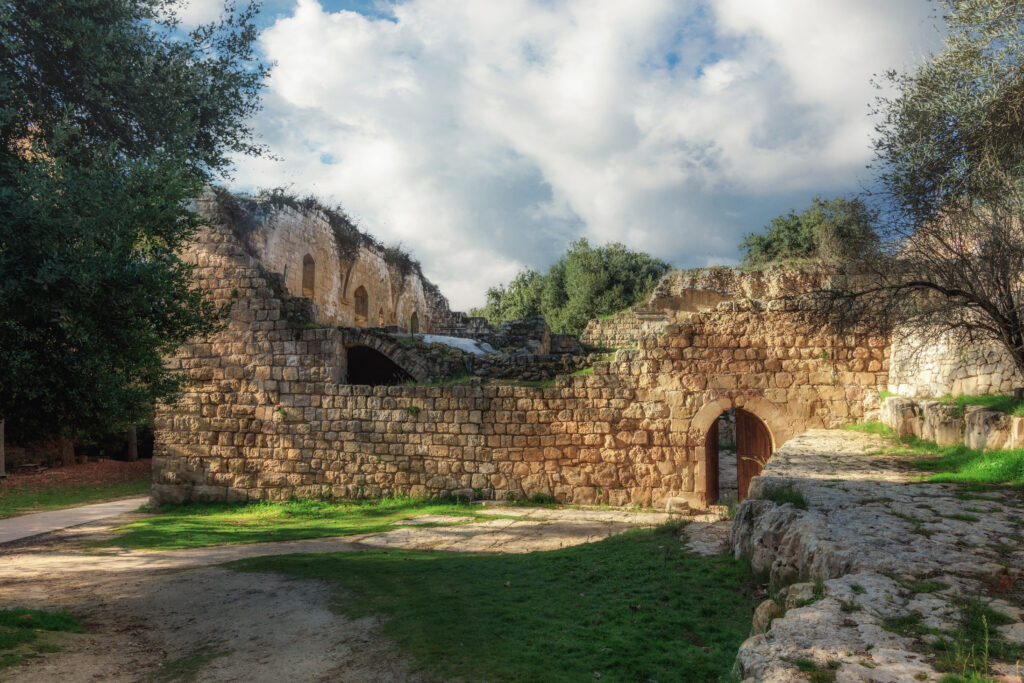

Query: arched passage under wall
[692,396,791,507]
[409,311,419,333]
[346,345,415,385]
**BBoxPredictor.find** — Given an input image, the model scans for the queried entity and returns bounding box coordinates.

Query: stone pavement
[0,496,149,545]
[730,430,1024,682]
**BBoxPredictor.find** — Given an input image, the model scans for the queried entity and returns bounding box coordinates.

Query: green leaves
[872,0,1024,228]
[739,196,879,268]
[0,0,264,440]
[473,239,672,335]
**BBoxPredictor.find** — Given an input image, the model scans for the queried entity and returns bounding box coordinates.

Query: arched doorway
[353,286,368,327]
[301,254,315,297]
[378,308,384,327]
[409,311,419,333]
[704,408,772,504]
[346,345,415,385]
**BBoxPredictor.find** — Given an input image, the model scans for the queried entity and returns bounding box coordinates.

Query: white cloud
[172,0,226,26]
[227,0,940,309]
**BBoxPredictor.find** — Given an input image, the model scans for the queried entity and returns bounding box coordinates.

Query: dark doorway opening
[704,408,771,505]
[346,345,414,385]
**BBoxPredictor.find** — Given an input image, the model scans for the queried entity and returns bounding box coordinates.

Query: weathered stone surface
[731,430,1024,682]
[750,599,782,635]
[889,326,1023,399]
[881,395,1024,451]
[681,520,732,556]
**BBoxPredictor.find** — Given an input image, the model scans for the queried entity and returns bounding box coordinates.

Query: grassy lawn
[843,422,1024,487]
[938,393,1024,417]
[230,523,760,682]
[0,608,83,670]
[0,478,151,519]
[106,497,498,550]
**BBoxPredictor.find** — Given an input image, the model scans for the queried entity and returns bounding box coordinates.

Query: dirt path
[0,506,681,682]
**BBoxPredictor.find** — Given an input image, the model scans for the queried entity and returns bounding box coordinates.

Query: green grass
[844,421,1024,487]
[879,390,896,401]
[150,646,227,682]
[842,420,897,437]
[0,608,83,670]
[937,393,1024,418]
[229,523,760,682]
[883,597,1023,678]
[0,478,151,519]
[106,497,493,550]
[758,483,808,510]
[912,444,1024,486]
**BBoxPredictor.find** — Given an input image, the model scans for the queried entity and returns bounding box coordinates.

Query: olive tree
[0,0,268,450]
[808,0,1024,384]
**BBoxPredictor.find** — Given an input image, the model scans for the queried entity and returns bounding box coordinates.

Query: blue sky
[177,0,941,309]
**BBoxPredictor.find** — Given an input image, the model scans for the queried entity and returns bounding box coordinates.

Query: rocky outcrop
[881,395,1024,450]
[729,430,1024,682]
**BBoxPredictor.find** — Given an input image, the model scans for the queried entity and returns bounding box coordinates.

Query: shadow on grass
[229,523,758,682]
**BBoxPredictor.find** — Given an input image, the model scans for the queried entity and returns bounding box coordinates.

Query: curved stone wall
[199,191,451,332]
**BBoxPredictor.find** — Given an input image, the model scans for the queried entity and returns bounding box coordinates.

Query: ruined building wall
[199,192,451,332]
[888,328,1022,398]
[579,310,670,349]
[153,221,887,508]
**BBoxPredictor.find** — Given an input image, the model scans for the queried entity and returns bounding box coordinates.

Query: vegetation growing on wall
[472,239,671,335]
[212,187,444,300]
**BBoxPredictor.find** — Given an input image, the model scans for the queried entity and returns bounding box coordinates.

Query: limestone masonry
[152,208,889,507]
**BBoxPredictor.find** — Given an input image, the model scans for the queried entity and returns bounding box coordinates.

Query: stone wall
[579,309,670,348]
[153,220,888,508]
[205,190,451,332]
[888,327,1022,398]
[649,265,827,308]
[880,395,1024,450]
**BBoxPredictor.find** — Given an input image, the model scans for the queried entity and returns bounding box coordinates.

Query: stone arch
[340,329,433,383]
[692,395,793,507]
[301,254,315,298]
[346,345,415,385]
[409,311,419,334]
[353,286,369,327]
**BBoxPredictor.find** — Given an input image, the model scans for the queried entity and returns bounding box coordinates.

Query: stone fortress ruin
[154,191,1015,510]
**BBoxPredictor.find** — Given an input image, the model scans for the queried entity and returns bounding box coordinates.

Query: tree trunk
[60,439,75,467]
[127,426,138,462]
[1,420,5,479]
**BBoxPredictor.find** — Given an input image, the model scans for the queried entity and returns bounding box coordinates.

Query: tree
[0,0,268,445]
[472,239,672,335]
[739,197,878,267]
[808,0,1024,380]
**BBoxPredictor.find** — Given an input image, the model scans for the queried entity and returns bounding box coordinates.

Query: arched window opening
[378,308,385,326]
[353,286,369,326]
[409,311,419,334]
[346,345,414,385]
[301,254,315,298]
[704,408,771,505]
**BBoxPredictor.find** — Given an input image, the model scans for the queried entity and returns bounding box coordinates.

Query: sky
[176,0,942,310]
